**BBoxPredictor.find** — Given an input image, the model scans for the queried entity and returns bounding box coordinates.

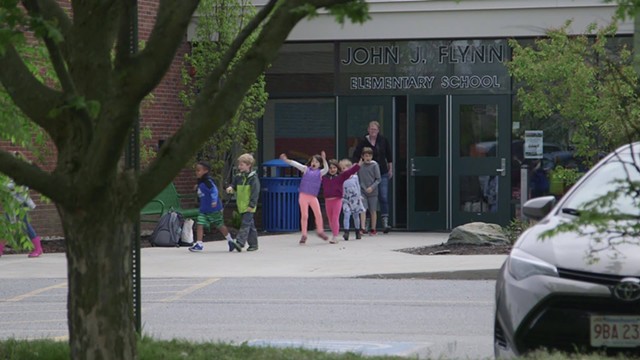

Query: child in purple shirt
[280,151,329,245]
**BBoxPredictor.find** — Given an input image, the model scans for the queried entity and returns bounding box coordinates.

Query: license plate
[590,315,640,347]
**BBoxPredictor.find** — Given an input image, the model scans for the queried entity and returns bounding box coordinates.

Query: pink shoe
[0,241,4,257]
[28,236,43,258]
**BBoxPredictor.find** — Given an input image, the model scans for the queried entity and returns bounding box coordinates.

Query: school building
[24,0,635,236]
[244,0,633,231]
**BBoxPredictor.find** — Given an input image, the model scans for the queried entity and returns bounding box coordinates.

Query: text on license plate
[590,315,640,347]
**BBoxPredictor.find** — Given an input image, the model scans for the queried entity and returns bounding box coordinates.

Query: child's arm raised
[280,153,306,173]
[320,151,329,176]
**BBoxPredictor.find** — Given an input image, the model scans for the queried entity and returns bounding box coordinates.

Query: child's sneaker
[231,240,243,252]
[299,235,307,245]
[369,229,377,236]
[189,243,204,252]
[247,246,259,251]
[318,232,329,241]
[355,231,362,240]
[342,230,349,241]
[227,240,235,252]
[329,236,338,244]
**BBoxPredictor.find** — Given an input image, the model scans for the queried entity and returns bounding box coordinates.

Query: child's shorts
[197,211,225,228]
[362,195,378,212]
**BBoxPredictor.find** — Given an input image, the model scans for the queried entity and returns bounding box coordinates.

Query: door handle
[411,158,420,176]
[496,157,506,176]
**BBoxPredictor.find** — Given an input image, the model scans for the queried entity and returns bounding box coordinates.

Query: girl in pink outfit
[280,152,329,244]
[321,158,362,243]
[0,152,42,258]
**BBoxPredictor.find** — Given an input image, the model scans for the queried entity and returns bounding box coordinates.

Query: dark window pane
[414,104,439,157]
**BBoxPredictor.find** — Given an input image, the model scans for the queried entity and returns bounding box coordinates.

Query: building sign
[524,130,544,159]
[338,39,510,95]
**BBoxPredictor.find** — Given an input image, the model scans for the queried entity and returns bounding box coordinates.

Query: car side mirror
[522,196,556,220]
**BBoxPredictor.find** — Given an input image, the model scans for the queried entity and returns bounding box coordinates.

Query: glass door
[450,95,511,227]
[337,97,394,230]
[407,96,446,230]
[338,97,393,161]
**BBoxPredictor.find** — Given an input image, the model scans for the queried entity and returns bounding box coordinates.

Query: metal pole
[520,164,528,220]
[125,0,141,334]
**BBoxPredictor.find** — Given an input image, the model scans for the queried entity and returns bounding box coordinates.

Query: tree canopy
[509,21,640,164]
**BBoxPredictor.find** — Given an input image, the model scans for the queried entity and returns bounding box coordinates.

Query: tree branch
[197,0,279,104]
[79,0,199,191]
[31,0,72,39]
[65,1,138,185]
[0,44,65,141]
[117,0,200,104]
[22,0,79,98]
[137,0,359,204]
[0,150,70,205]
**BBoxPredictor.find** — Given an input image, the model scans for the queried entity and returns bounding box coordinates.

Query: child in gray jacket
[357,147,381,236]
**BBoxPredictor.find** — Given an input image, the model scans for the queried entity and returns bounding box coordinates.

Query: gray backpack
[150,211,183,247]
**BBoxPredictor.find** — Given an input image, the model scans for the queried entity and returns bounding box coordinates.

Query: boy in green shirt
[226,153,260,251]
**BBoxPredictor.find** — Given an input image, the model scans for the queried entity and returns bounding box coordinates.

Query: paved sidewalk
[0,232,507,279]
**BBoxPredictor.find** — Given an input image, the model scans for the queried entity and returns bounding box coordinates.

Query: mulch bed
[397,242,512,256]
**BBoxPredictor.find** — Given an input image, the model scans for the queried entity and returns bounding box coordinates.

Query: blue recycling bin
[260,159,301,232]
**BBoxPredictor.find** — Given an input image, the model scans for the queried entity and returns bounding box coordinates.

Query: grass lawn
[0,337,627,359]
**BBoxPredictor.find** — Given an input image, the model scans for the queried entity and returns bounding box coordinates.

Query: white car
[494,143,640,357]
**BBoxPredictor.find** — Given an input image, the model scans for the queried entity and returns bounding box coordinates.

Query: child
[226,153,260,252]
[189,161,235,252]
[321,158,361,243]
[358,147,381,236]
[339,159,365,241]
[0,151,42,258]
[280,151,329,244]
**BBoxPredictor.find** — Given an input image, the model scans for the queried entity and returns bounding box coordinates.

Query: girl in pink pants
[321,158,361,243]
[280,152,329,244]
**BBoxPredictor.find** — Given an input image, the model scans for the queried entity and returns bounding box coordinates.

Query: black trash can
[260,159,301,232]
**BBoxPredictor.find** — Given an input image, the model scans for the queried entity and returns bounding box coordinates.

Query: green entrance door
[450,95,511,227]
[341,95,510,231]
[407,96,446,230]
[406,95,511,230]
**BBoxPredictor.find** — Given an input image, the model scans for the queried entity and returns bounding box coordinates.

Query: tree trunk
[60,202,137,360]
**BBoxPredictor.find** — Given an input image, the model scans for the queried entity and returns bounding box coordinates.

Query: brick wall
[8,1,194,237]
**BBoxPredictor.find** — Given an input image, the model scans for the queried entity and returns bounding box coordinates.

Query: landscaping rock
[447,222,509,246]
